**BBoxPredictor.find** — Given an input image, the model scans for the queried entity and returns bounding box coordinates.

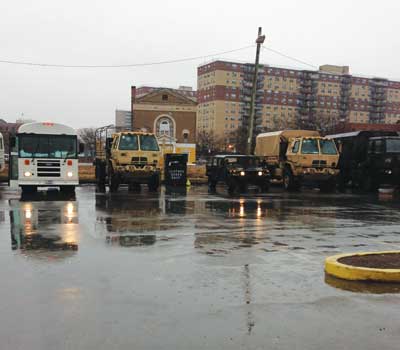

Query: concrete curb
[325,251,400,282]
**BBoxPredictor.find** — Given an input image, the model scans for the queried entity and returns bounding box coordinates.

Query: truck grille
[37,160,61,177]
[312,160,327,167]
[131,157,148,168]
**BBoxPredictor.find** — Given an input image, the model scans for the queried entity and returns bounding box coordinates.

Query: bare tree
[196,130,224,156]
[78,128,96,157]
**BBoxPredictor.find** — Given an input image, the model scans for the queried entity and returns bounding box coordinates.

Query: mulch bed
[339,253,400,269]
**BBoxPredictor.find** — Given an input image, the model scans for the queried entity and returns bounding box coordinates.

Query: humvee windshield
[225,157,260,167]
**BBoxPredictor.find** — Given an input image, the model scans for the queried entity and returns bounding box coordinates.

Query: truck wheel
[227,180,236,195]
[60,186,75,194]
[148,174,160,192]
[362,175,377,192]
[109,174,119,192]
[208,177,217,192]
[283,169,299,191]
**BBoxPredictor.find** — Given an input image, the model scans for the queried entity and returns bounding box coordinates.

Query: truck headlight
[24,171,31,177]
[67,171,73,177]
[240,171,245,176]
[258,171,263,176]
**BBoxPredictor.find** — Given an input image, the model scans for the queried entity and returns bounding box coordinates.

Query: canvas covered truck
[95,126,162,192]
[254,130,339,191]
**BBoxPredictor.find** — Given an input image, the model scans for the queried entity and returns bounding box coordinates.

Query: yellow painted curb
[325,251,400,282]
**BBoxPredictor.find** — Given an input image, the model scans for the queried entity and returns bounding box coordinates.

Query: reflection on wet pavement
[9,199,79,260]
[1,185,400,350]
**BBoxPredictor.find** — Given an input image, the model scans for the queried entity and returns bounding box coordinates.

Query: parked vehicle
[328,130,400,191]
[255,130,339,191]
[0,132,4,172]
[9,122,83,193]
[95,125,161,192]
[206,154,270,194]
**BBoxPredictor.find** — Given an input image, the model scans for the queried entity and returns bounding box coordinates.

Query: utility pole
[246,27,265,155]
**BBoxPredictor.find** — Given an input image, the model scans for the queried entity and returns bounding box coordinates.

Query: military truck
[328,130,400,191]
[255,130,339,191]
[95,125,161,192]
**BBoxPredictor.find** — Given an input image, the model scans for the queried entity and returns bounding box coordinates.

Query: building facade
[131,86,197,162]
[197,60,400,141]
[115,110,132,130]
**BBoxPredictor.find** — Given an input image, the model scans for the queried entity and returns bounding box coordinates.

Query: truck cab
[328,131,400,191]
[255,130,339,191]
[95,127,161,192]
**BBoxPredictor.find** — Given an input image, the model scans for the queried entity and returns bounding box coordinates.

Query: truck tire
[148,173,160,192]
[283,169,299,191]
[60,185,75,194]
[96,160,106,192]
[208,177,217,192]
[227,179,236,195]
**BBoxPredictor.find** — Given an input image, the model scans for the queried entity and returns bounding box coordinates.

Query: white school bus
[9,122,83,193]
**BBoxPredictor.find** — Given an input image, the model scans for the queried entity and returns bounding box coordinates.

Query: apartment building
[197,60,400,141]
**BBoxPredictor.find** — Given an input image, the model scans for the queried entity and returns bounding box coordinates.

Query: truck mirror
[79,143,85,154]
[10,136,16,148]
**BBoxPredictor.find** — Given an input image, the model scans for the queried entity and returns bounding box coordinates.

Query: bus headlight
[67,171,73,177]
[24,171,31,177]
[258,171,263,176]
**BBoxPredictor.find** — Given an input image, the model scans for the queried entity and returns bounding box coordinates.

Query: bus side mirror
[10,136,16,148]
[79,143,85,154]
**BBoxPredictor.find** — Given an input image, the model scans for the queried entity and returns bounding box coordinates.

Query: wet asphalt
[1,184,400,350]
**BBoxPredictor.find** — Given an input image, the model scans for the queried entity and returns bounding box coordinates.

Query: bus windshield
[140,135,159,151]
[19,134,77,158]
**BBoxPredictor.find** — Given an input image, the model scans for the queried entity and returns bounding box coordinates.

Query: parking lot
[1,184,400,349]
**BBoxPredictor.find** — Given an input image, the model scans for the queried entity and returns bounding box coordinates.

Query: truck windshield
[386,139,400,153]
[119,134,138,150]
[301,139,319,154]
[19,134,77,158]
[140,135,159,151]
[319,139,337,155]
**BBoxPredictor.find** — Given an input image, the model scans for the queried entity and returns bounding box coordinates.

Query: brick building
[197,60,400,142]
[131,86,197,162]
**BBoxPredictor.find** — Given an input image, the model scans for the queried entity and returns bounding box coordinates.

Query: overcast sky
[0,0,399,128]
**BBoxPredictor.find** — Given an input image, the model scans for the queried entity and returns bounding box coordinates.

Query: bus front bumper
[18,179,79,186]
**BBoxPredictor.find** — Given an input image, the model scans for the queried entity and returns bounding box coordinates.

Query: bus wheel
[21,185,37,194]
[60,186,75,194]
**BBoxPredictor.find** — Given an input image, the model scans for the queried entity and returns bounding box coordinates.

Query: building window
[162,94,168,101]
[155,116,175,139]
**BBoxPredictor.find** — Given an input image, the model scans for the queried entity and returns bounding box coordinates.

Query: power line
[0,45,255,68]
[261,46,318,69]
